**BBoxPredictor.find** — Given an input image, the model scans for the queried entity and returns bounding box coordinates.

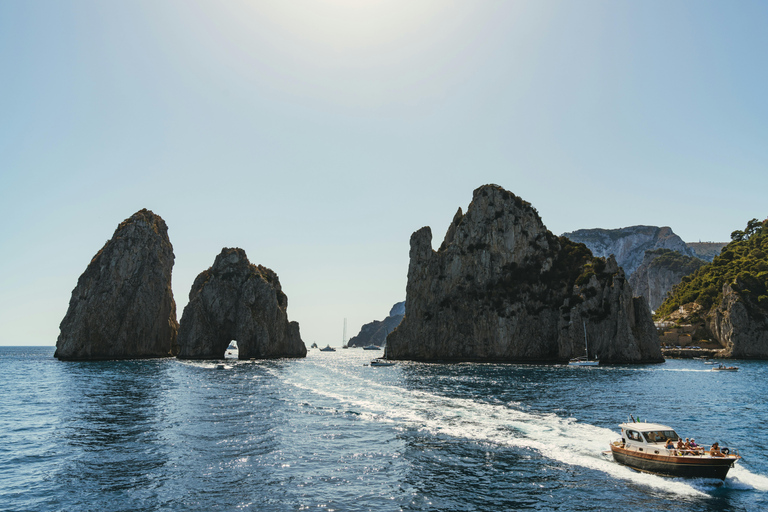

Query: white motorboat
[369,359,395,367]
[609,420,740,480]
[712,364,739,371]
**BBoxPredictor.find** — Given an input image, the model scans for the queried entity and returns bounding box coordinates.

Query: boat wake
[273,361,768,499]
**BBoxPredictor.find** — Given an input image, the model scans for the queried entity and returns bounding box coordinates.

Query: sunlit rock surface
[176,248,306,360]
[55,209,179,360]
[386,185,662,364]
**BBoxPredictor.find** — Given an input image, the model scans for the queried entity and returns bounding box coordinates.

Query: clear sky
[1,1,766,347]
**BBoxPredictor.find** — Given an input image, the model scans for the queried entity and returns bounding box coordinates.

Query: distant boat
[569,321,599,366]
[369,358,395,367]
[310,342,318,349]
[712,364,738,371]
[341,318,349,348]
[319,345,336,352]
[363,345,380,350]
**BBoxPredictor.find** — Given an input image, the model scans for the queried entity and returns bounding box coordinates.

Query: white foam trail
[274,364,718,497]
[725,465,768,491]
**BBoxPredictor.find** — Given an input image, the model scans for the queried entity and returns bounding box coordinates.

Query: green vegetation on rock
[645,248,705,275]
[655,218,768,318]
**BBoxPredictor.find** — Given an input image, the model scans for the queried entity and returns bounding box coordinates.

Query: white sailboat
[569,321,599,366]
[341,318,349,348]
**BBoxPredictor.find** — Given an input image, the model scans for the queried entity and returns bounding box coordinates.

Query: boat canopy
[619,422,679,443]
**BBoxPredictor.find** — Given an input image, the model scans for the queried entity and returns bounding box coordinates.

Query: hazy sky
[1,1,766,347]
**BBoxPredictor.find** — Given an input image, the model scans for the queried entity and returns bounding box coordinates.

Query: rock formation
[386,185,663,364]
[55,209,179,360]
[687,242,727,262]
[709,283,768,358]
[562,226,697,276]
[176,248,306,359]
[655,218,768,358]
[629,249,706,311]
[347,301,405,348]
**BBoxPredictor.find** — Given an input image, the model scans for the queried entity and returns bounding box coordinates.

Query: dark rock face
[176,248,306,359]
[347,301,405,347]
[710,283,768,358]
[562,226,696,276]
[55,209,179,360]
[386,185,663,364]
[687,242,727,262]
[629,249,706,311]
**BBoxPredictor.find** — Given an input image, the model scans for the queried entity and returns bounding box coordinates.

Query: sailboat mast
[583,320,588,358]
[343,318,347,346]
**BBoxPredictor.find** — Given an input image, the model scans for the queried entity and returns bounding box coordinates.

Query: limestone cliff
[347,301,405,348]
[655,218,768,358]
[176,248,306,359]
[386,185,663,364]
[562,226,696,276]
[55,209,179,360]
[709,283,768,358]
[629,249,706,311]
[687,242,727,262]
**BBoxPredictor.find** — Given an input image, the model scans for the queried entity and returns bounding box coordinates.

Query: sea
[2,346,767,512]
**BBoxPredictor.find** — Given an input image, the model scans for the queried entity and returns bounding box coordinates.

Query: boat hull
[610,444,737,480]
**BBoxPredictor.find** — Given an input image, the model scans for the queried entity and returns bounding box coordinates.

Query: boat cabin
[619,422,680,452]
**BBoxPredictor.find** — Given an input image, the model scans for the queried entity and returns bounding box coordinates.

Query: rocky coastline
[176,248,306,360]
[55,209,179,360]
[386,185,663,364]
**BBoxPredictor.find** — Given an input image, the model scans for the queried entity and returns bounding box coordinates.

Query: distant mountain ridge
[347,301,405,348]
[629,249,706,311]
[561,226,697,276]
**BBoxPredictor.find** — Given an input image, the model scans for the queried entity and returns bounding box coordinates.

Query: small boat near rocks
[609,420,740,480]
[712,364,739,371]
[363,345,381,350]
[569,321,598,366]
[368,359,395,367]
[319,345,336,352]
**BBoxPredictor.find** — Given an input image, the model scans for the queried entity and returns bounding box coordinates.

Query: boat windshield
[642,430,679,443]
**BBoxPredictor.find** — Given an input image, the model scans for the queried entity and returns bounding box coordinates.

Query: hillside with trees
[656,218,768,319]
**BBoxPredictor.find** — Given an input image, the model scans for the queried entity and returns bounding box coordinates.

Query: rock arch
[176,248,306,359]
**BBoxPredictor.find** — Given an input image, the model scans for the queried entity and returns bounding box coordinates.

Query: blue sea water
[1,346,767,512]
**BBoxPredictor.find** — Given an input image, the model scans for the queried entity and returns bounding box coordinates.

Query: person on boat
[689,438,702,455]
[665,438,675,450]
[683,438,692,453]
[710,442,724,457]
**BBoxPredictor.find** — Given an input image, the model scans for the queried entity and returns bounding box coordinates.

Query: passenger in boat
[689,438,702,455]
[683,439,692,453]
[665,438,675,450]
[710,442,724,457]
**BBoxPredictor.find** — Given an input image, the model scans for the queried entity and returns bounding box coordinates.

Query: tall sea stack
[386,185,663,364]
[55,209,179,360]
[176,248,306,359]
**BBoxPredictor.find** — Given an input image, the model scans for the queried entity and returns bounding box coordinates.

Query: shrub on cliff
[655,218,768,318]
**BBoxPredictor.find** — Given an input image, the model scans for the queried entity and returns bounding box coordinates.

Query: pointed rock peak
[56,209,178,360]
[177,248,304,360]
[440,207,464,251]
[469,184,541,221]
[211,247,251,272]
[115,208,169,236]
